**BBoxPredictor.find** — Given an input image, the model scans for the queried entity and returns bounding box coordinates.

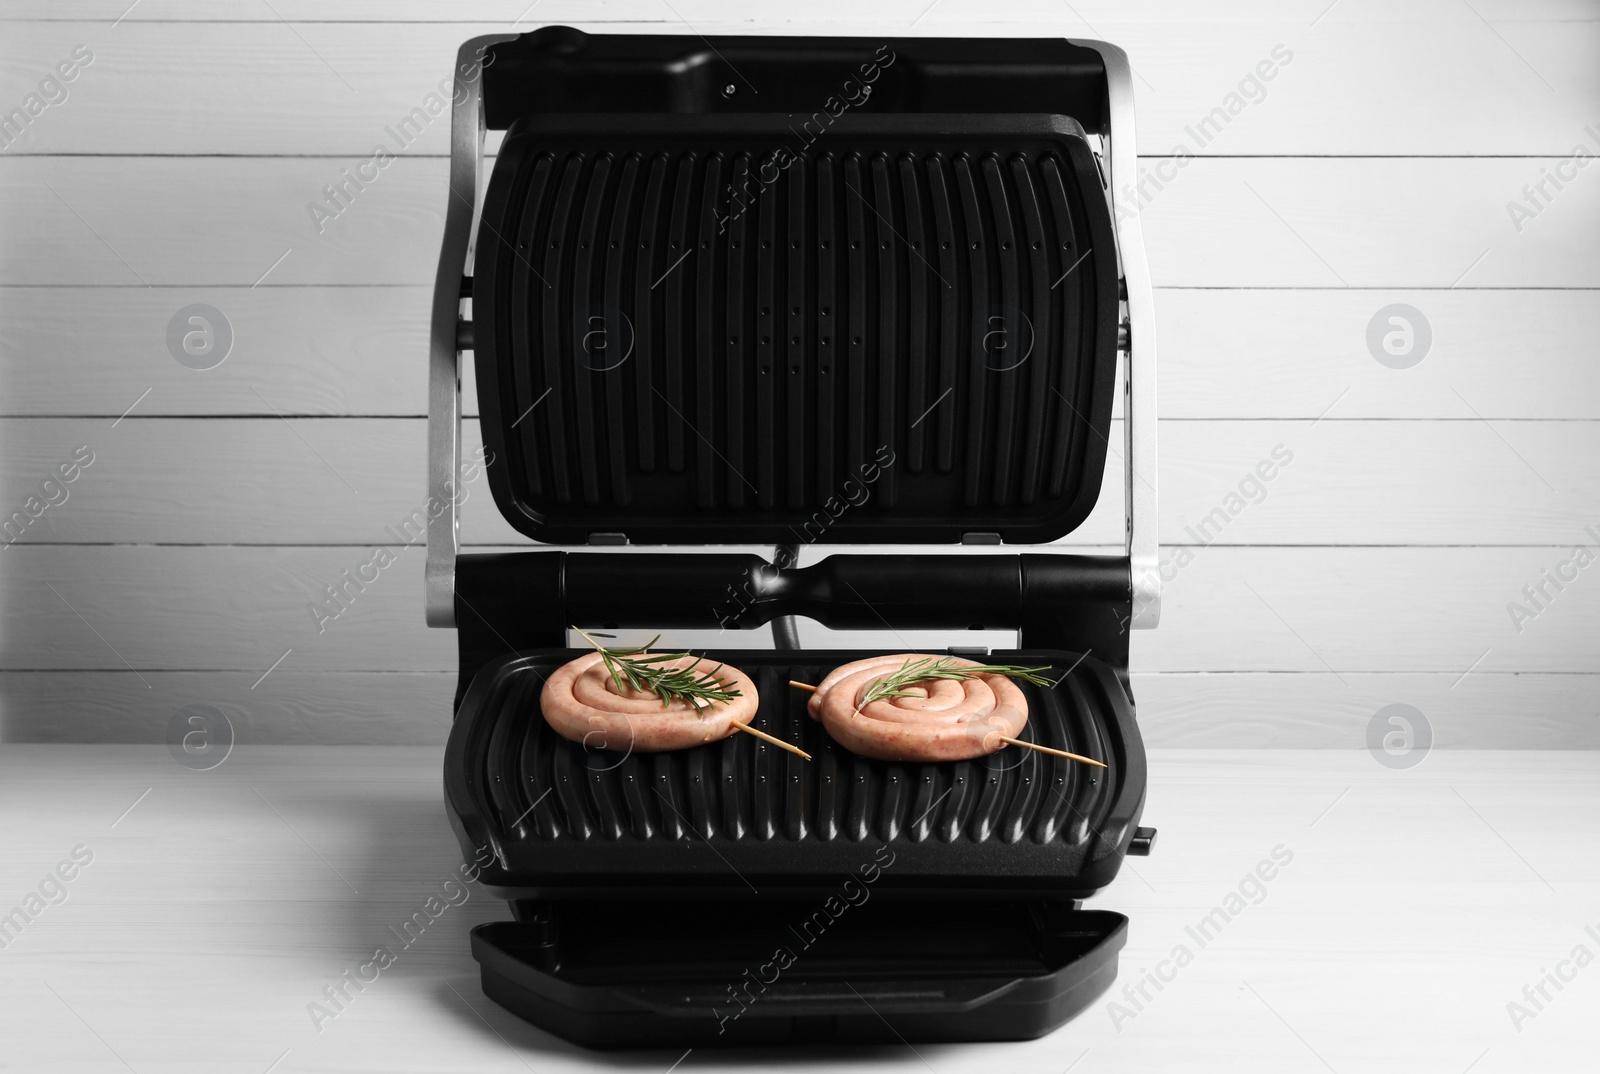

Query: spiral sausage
[540,651,759,753]
[806,653,1029,762]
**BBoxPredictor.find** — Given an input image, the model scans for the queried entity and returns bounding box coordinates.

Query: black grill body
[432,26,1156,1049]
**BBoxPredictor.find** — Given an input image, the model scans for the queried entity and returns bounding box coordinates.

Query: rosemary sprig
[856,656,1058,708]
[575,628,744,710]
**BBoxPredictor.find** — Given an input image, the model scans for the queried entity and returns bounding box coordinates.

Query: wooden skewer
[997,735,1106,768]
[788,680,817,693]
[728,720,812,761]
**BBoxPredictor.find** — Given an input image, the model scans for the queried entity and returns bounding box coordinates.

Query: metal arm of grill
[1076,40,1160,629]
[427,35,517,627]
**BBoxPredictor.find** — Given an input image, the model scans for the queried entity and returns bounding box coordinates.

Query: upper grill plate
[472,114,1121,544]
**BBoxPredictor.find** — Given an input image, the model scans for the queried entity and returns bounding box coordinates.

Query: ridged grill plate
[445,649,1146,898]
[473,114,1121,544]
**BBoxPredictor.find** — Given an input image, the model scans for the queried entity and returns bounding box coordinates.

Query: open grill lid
[469,30,1123,546]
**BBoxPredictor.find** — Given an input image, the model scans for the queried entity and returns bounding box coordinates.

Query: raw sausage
[540,651,759,753]
[807,653,1028,762]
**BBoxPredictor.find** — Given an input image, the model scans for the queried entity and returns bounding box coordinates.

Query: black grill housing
[473,115,1120,543]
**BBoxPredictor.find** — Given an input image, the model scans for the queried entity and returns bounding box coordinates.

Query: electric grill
[428,26,1160,1048]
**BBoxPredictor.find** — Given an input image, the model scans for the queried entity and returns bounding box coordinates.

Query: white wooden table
[2,746,1596,1073]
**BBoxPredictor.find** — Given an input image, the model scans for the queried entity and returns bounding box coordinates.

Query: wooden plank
[1136,157,1600,289]
[2,15,1596,155]
[1132,545,1600,675]
[0,286,432,417]
[1,545,1595,673]
[1134,672,1600,749]
[0,416,443,546]
[0,671,454,744]
[0,544,456,673]
[1116,15,1600,157]
[4,417,1596,545]
[1139,418,1600,547]
[8,287,1596,420]
[0,157,447,287]
[6,156,1593,287]
[5,669,1595,748]
[1153,289,1600,419]
[2,0,671,22]
[6,0,1594,23]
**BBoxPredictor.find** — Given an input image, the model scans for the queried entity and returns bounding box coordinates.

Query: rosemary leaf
[856,656,1058,708]
[574,628,743,710]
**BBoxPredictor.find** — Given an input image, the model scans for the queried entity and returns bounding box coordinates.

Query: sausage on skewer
[541,651,759,753]
[805,653,1029,763]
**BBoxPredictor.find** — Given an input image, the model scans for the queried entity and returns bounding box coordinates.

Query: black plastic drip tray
[472,900,1127,1047]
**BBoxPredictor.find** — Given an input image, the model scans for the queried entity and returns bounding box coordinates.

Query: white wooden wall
[1,0,1596,746]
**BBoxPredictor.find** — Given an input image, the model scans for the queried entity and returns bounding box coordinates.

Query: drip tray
[473,899,1128,1047]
